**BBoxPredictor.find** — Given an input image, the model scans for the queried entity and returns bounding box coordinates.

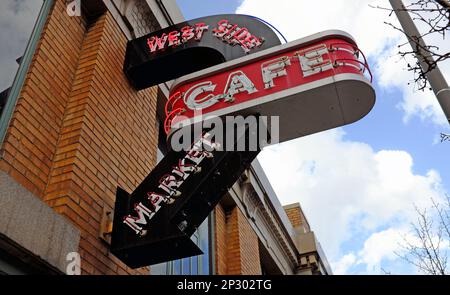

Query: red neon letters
[165,38,372,133]
[213,19,263,53]
[147,23,209,53]
[147,19,263,54]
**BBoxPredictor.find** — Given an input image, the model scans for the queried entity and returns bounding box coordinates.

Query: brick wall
[285,207,302,228]
[0,0,158,275]
[214,203,261,275]
[225,206,240,274]
[284,203,310,233]
[0,0,87,197]
[214,203,227,275]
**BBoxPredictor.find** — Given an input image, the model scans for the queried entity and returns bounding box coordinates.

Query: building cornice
[228,161,300,274]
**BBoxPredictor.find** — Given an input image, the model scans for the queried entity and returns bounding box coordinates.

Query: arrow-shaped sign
[111,118,261,268]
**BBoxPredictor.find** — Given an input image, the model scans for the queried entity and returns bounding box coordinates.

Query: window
[151,216,212,275]
[0,0,53,143]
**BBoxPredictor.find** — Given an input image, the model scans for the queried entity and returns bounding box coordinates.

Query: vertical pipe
[389,0,450,125]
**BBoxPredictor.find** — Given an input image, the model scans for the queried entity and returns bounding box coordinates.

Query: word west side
[147,19,263,54]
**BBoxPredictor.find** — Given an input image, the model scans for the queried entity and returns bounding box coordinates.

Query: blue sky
[176,0,450,275]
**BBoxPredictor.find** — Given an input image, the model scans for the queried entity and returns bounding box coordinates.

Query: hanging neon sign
[165,31,375,143]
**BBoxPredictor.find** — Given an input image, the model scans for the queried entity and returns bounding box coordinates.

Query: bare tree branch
[396,198,449,274]
[440,133,450,142]
[371,0,450,91]
[435,0,450,10]
[381,267,393,275]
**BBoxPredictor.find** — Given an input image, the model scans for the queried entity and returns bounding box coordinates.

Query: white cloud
[375,41,450,126]
[238,0,449,274]
[336,226,450,274]
[356,228,407,273]
[257,129,445,272]
[333,253,357,275]
[238,0,398,56]
[237,0,450,127]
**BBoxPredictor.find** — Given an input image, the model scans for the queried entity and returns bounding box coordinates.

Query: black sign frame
[124,14,281,90]
[111,119,262,268]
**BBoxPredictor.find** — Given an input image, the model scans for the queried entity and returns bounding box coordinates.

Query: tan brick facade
[214,203,262,275]
[0,0,310,276]
[285,207,302,228]
[214,203,228,275]
[0,0,158,275]
[284,203,310,233]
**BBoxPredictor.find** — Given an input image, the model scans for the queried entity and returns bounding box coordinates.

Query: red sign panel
[165,31,375,143]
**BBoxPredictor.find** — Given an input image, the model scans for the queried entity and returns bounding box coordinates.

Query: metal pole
[389,0,450,125]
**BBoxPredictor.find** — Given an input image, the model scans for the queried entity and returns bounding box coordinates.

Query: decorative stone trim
[0,171,80,274]
[229,165,299,274]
